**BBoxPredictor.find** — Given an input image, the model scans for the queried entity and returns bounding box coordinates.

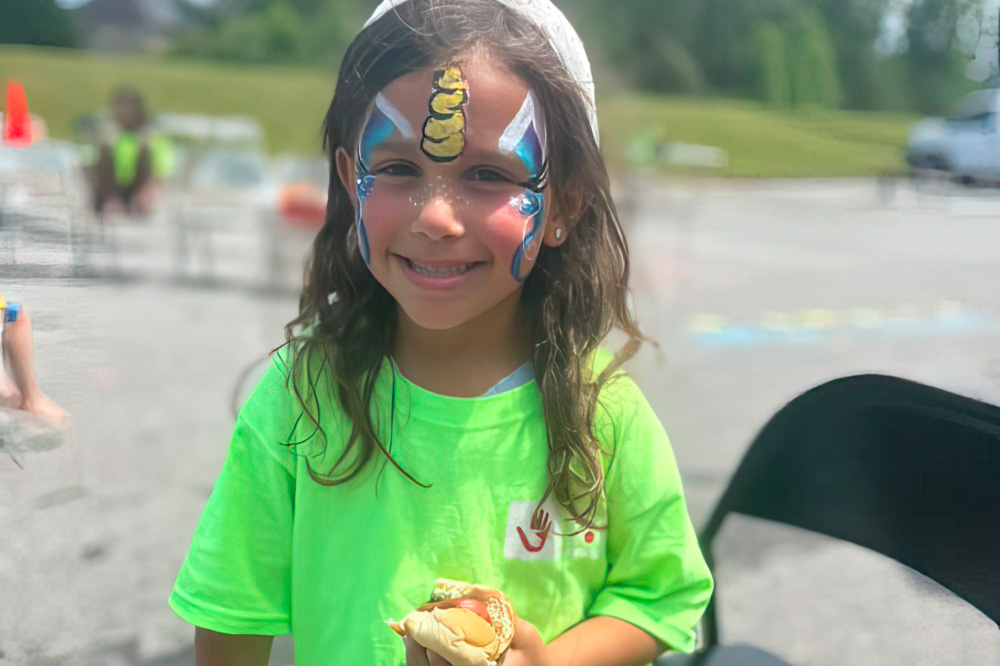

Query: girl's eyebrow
[463,147,530,173]
[368,138,420,156]
[369,141,525,171]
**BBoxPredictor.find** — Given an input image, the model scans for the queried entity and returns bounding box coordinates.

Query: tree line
[2,0,996,114]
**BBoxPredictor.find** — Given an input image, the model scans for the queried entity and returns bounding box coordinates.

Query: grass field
[1,45,918,177]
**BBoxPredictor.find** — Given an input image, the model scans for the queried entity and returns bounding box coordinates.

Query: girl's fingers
[404,637,432,666]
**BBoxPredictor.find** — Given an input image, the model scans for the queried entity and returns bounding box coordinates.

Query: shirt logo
[516,505,552,552]
[504,499,607,561]
[504,499,559,560]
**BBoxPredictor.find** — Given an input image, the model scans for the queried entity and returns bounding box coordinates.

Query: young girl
[170,1,713,665]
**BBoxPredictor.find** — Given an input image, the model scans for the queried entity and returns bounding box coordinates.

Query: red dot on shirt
[584,531,595,544]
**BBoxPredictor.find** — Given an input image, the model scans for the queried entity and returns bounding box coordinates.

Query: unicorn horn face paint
[350,58,552,332]
[421,65,470,162]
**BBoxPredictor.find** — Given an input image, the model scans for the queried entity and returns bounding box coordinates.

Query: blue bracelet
[2,300,21,323]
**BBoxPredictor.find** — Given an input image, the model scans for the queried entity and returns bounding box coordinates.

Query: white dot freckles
[406,176,469,214]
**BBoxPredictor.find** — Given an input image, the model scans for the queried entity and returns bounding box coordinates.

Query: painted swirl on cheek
[502,93,548,282]
[509,189,544,283]
[354,94,411,267]
[354,170,375,266]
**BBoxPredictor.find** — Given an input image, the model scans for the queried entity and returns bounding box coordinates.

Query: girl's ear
[335,147,357,206]
[541,193,585,247]
[541,218,567,247]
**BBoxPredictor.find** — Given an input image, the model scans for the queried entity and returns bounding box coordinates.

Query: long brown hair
[284,0,645,529]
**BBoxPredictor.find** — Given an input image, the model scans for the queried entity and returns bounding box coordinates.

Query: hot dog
[387,578,516,666]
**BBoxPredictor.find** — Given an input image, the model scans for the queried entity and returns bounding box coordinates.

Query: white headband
[363,0,599,144]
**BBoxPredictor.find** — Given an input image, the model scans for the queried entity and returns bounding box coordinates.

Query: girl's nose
[410,194,464,240]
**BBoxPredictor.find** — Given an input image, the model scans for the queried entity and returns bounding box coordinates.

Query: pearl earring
[554,227,564,241]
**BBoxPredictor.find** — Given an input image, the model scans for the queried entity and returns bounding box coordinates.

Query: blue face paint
[354,171,375,265]
[359,103,398,168]
[510,190,544,282]
[514,123,545,187]
[503,94,547,282]
[355,95,411,266]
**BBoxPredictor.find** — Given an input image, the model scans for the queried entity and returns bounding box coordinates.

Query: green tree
[572,0,707,93]
[694,0,799,97]
[904,0,981,113]
[0,0,77,47]
[174,0,370,64]
[785,7,841,108]
[749,22,791,106]
[806,0,892,109]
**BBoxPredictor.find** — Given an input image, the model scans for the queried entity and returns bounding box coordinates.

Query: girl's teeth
[409,260,474,277]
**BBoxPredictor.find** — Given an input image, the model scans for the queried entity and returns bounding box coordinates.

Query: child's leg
[1,307,69,426]
[0,359,21,408]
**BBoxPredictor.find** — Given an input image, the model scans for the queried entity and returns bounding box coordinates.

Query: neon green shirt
[113,130,173,186]
[169,351,712,664]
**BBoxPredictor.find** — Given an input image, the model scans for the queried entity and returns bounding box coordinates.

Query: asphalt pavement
[1,178,998,665]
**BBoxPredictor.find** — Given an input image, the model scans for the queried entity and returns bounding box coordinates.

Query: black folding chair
[659,374,1000,666]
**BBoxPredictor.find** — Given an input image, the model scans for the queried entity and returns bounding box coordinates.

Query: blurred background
[1,1,999,665]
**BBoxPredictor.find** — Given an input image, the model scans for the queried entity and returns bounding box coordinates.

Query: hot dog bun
[387,578,516,666]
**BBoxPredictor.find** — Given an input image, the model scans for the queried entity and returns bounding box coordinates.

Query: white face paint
[374,93,414,140]
[498,92,547,185]
[407,173,473,211]
[499,92,548,282]
[355,93,420,264]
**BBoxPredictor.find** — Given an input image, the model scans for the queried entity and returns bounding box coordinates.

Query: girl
[170,1,713,665]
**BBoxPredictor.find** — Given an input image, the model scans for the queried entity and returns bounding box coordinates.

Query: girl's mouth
[406,258,478,277]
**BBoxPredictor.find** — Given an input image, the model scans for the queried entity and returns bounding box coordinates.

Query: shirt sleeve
[588,376,714,653]
[169,354,297,635]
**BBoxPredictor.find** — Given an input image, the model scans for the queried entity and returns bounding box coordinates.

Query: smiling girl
[170,2,712,665]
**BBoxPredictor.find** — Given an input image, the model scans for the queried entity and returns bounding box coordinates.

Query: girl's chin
[396,294,522,334]
[398,307,479,332]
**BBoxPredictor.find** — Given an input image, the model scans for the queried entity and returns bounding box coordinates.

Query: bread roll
[387,578,516,666]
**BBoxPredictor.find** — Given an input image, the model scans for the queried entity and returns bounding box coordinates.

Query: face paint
[397,65,474,218]
[509,190,544,282]
[500,93,548,282]
[499,93,546,188]
[355,93,415,265]
[405,173,473,211]
[421,65,469,162]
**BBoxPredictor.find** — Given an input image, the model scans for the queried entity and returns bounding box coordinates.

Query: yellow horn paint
[422,65,468,162]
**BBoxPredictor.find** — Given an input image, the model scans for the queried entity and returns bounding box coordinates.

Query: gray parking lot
[1,178,998,665]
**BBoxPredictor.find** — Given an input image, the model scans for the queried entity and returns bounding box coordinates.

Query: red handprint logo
[516,505,552,552]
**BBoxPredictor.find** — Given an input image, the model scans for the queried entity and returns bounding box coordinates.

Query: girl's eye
[377,163,419,177]
[469,168,513,183]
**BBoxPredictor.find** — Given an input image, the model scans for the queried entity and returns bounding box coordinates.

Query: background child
[0,297,68,428]
[170,1,712,665]
[89,87,173,217]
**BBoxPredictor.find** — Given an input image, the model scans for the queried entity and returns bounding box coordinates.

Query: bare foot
[0,374,21,409]
[20,393,70,429]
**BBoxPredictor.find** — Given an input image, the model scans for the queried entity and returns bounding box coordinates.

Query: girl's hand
[498,618,554,666]
[403,637,455,666]
[403,618,553,666]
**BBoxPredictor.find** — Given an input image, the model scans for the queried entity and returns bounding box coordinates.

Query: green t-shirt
[113,130,173,185]
[169,351,712,665]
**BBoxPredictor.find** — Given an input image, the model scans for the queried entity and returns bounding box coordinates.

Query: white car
[906,89,1000,184]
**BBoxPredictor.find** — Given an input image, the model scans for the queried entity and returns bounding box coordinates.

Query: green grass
[599,95,917,177]
[1,46,918,176]
[0,45,334,156]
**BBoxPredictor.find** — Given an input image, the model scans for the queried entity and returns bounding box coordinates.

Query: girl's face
[336,57,563,332]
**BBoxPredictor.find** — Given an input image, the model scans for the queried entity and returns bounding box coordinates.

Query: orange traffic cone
[3,80,33,146]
